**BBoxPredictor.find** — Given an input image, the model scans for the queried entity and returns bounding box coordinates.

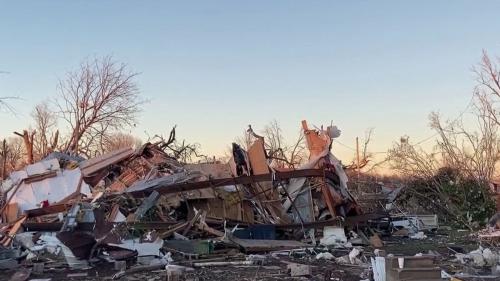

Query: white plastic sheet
[7,164,91,213]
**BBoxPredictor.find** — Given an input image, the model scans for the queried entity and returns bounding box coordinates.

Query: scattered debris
[0,120,497,280]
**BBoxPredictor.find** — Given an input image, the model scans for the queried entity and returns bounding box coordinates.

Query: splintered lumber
[127,191,160,222]
[160,221,190,239]
[320,179,337,217]
[301,120,330,160]
[1,215,26,246]
[196,220,224,237]
[182,210,203,236]
[247,139,290,224]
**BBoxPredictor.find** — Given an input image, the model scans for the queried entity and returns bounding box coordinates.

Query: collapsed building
[0,121,370,267]
[6,120,486,281]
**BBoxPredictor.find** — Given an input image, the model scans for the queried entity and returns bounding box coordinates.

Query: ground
[1,228,488,281]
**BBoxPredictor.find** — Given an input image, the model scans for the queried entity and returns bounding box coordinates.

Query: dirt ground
[1,228,483,281]
[2,255,366,281]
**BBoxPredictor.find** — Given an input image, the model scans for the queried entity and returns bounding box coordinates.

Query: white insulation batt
[6,159,92,213]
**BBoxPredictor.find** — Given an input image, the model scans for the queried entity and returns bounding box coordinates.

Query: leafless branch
[56,56,144,155]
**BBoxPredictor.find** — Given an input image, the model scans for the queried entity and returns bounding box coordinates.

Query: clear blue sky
[1,1,500,161]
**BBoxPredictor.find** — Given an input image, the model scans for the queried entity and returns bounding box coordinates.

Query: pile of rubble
[0,120,371,279]
[4,120,499,280]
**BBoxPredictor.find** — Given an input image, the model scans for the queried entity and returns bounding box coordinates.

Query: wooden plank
[301,120,330,161]
[245,139,287,223]
[79,147,134,176]
[108,204,121,222]
[241,201,255,224]
[24,170,58,184]
[321,181,337,217]
[24,203,71,218]
[2,203,18,223]
[247,139,269,175]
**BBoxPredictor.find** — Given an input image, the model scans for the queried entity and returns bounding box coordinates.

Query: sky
[1,1,500,163]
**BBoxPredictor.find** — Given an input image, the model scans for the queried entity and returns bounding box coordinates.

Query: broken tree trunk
[14,130,35,164]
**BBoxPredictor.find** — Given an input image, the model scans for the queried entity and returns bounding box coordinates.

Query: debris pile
[2,120,498,280]
[0,120,369,279]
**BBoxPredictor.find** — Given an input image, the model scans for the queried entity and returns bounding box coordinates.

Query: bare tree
[385,51,500,227]
[239,120,306,169]
[388,97,500,185]
[101,132,142,152]
[234,129,254,151]
[152,126,207,163]
[11,103,58,163]
[389,51,500,183]
[387,136,440,181]
[0,137,24,178]
[56,56,144,156]
[474,50,500,126]
[31,102,59,159]
[429,109,500,183]
[264,124,306,169]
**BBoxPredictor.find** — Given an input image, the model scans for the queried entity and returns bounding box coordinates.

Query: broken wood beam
[1,215,26,246]
[205,213,387,230]
[123,169,340,198]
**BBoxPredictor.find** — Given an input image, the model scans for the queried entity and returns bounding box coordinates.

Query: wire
[413,94,475,145]
[332,95,474,157]
[332,139,356,151]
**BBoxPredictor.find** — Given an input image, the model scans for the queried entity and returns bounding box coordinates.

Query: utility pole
[1,139,6,180]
